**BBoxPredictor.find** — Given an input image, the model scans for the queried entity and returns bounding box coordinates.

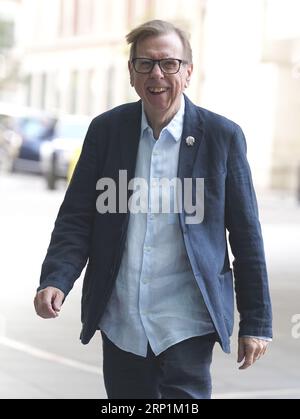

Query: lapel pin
[185,136,195,146]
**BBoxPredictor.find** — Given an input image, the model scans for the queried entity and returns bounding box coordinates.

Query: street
[0,173,300,399]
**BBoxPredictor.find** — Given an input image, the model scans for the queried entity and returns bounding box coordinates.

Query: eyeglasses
[131,58,187,74]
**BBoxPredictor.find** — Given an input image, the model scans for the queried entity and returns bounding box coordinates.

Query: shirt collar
[141,95,185,142]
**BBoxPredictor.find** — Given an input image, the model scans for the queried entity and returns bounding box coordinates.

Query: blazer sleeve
[37,118,100,296]
[225,125,273,338]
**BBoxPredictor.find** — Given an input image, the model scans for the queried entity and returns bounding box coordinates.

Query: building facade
[0,0,21,102]
[17,0,206,117]
[11,0,300,191]
[261,0,300,191]
[200,0,300,192]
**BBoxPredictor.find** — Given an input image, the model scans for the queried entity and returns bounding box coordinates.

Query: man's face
[129,32,193,119]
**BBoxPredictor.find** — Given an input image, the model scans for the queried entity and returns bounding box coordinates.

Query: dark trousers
[101,332,217,399]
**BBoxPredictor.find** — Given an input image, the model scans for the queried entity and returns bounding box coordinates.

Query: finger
[239,347,255,370]
[256,340,268,360]
[33,295,38,312]
[37,304,57,318]
[42,304,58,318]
[39,300,58,318]
[239,358,254,370]
[52,291,64,312]
[237,345,245,363]
[259,342,268,358]
[35,292,58,318]
[253,345,262,361]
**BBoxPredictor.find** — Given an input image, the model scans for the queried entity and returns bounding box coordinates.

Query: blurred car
[0,120,21,172]
[0,102,56,173]
[40,115,90,190]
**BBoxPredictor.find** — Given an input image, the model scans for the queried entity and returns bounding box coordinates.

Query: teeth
[149,87,167,93]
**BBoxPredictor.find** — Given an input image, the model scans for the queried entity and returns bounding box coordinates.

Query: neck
[145,103,181,140]
[149,116,171,140]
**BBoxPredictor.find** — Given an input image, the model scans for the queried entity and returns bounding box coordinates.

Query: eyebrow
[135,54,176,59]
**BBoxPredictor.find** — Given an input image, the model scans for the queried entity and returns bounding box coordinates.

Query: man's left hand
[237,337,269,370]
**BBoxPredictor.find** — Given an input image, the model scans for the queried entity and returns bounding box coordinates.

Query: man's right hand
[34,287,65,319]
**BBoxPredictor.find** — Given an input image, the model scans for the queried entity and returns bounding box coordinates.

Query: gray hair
[126,19,193,63]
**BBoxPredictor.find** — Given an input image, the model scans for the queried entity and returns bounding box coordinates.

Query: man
[34,20,272,399]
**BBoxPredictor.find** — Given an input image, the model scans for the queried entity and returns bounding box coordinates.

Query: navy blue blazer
[39,95,272,353]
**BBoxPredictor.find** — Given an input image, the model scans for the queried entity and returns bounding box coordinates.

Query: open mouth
[147,87,168,95]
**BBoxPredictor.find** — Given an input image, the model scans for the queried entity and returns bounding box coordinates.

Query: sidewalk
[0,176,299,399]
[257,189,300,224]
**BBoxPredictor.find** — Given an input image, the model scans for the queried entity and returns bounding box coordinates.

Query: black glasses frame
[131,58,188,74]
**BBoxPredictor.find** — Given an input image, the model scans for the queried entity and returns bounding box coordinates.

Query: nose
[150,62,164,78]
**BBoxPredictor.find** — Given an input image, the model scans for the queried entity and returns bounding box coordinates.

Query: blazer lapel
[119,100,142,181]
[119,96,204,183]
[177,95,205,181]
[117,97,205,205]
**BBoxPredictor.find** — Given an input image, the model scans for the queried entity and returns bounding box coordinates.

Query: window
[73,0,94,35]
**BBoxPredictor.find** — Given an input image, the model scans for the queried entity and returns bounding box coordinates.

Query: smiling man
[34,20,272,399]
[128,30,193,139]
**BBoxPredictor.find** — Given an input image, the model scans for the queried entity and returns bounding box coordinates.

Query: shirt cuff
[240,335,272,342]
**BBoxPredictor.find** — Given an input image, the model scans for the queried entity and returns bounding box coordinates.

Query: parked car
[0,102,56,173]
[0,119,21,172]
[40,115,90,190]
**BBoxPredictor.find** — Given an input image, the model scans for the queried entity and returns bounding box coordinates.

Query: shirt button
[144,246,151,252]
[142,277,150,284]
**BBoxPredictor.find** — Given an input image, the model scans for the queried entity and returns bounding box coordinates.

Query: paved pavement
[0,173,300,399]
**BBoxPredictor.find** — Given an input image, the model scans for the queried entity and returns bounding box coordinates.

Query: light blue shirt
[99,96,215,357]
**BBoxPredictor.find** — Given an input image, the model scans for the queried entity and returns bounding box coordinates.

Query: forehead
[135,32,184,58]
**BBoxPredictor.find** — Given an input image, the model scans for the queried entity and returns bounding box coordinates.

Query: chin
[147,98,170,110]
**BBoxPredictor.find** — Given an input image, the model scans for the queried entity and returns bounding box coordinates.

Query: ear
[187,63,193,81]
[128,60,134,86]
[184,63,193,88]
